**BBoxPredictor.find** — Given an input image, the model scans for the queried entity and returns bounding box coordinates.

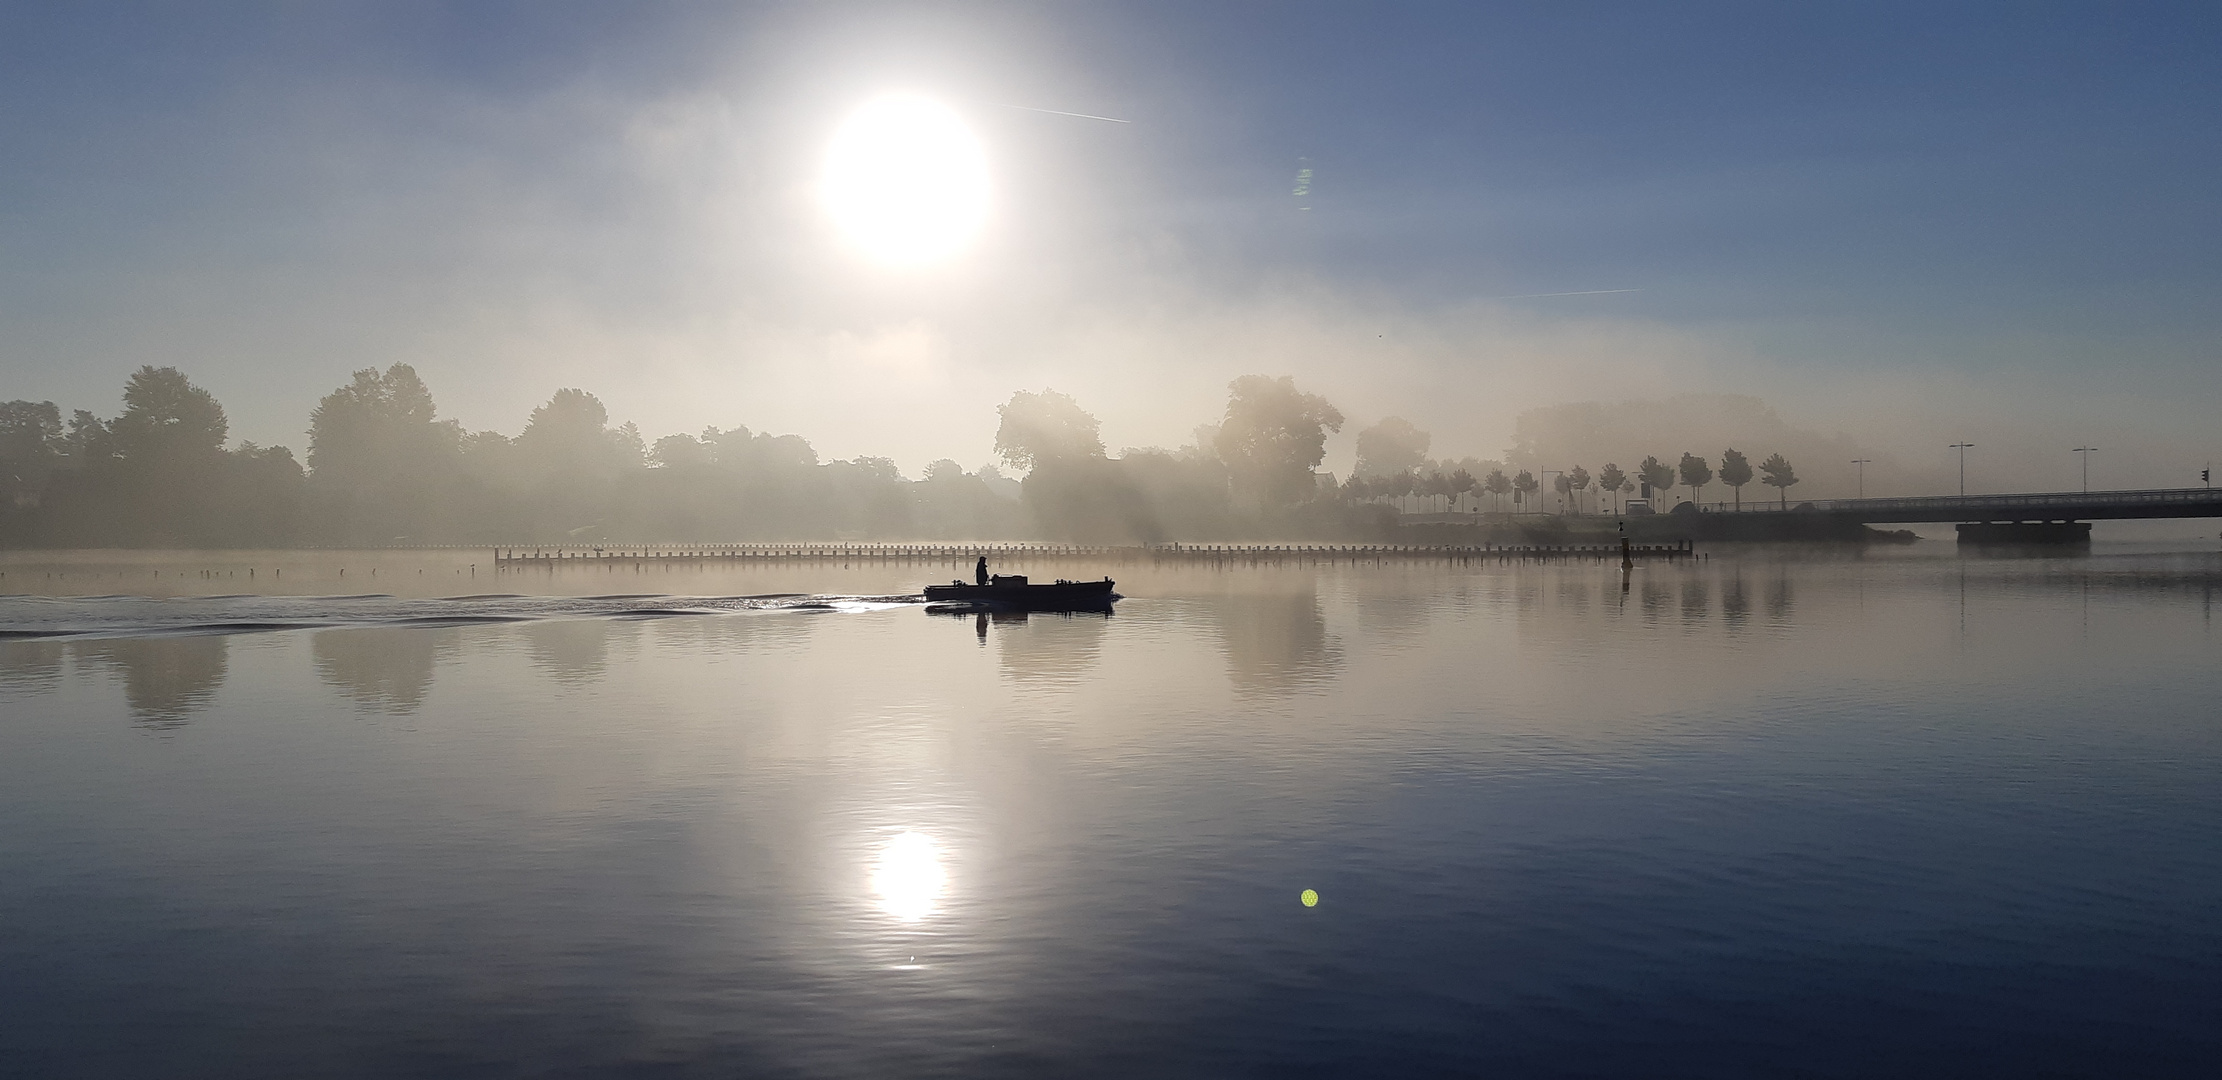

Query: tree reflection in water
[71,635,228,727]
[1721,573,1751,628]
[922,607,1113,686]
[1206,590,1340,695]
[0,640,65,695]
[523,618,638,685]
[1639,577,1673,624]
[1767,573,1796,623]
[312,626,458,714]
[1680,576,1711,622]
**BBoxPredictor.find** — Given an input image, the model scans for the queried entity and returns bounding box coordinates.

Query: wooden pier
[490,540,1695,569]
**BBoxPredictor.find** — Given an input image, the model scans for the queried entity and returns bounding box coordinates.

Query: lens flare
[871,830,947,922]
[820,94,990,266]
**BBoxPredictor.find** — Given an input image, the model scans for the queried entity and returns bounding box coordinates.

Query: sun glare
[821,94,990,267]
[871,830,948,922]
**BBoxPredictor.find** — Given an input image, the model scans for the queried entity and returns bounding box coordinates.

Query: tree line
[0,366,1816,548]
[1337,415,1802,515]
[1,366,1378,547]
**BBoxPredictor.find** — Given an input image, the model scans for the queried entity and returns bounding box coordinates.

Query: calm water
[3,546,2220,1078]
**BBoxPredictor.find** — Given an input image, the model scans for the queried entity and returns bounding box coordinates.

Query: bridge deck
[1715,486,2222,523]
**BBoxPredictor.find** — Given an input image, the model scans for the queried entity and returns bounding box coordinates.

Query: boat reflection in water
[933,605,1114,649]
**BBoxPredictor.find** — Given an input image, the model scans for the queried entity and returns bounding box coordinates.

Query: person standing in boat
[976,555,988,586]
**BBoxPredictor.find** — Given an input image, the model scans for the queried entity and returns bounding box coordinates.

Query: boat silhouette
[923,575,1118,611]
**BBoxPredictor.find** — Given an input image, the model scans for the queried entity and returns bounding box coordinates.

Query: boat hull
[922,579,1118,610]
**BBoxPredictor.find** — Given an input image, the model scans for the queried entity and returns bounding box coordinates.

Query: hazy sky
[4,2,2219,493]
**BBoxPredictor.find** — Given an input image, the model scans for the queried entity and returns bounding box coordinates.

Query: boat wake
[0,592,924,641]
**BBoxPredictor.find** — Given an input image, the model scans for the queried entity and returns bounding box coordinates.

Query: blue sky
[3,2,2219,492]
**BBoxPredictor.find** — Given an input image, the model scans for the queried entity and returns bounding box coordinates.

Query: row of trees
[0,366,1819,547]
[1335,415,1803,515]
[0,369,304,546]
[1641,450,1802,510]
[989,375,1355,541]
[2,366,1366,547]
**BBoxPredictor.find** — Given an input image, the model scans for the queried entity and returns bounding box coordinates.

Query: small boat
[923,575,1118,610]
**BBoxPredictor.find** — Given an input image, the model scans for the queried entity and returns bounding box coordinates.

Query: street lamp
[2072,447,2097,492]
[1949,442,1974,496]
[1850,458,1872,499]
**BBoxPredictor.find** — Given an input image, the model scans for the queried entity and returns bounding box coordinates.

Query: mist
[12,8,2222,1074]
[5,3,2220,514]
[7,359,2089,548]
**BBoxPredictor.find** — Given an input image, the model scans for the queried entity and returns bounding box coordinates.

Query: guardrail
[1660,486,2222,522]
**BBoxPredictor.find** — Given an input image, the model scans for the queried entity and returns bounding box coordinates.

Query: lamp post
[2073,446,2097,493]
[1850,458,1872,499]
[1949,442,1974,496]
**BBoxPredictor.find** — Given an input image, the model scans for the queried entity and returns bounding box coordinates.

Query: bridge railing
[1672,487,2222,516]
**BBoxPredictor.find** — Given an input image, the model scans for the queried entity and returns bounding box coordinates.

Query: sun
[820,94,990,267]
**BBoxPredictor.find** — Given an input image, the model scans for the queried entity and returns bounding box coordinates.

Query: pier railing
[490,540,1695,569]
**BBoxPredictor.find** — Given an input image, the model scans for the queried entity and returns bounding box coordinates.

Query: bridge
[1722,486,2222,523]
[1677,486,2222,543]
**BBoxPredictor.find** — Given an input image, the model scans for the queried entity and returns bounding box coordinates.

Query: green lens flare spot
[1300,888,1319,907]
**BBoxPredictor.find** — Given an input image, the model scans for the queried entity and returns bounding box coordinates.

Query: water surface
[3,546,2219,1077]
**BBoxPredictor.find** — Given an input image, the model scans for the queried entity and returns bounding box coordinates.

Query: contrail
[998,103,1132,124]
[1484,288,1643,300]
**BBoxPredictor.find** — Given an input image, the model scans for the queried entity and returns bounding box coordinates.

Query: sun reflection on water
[871,831,947,922]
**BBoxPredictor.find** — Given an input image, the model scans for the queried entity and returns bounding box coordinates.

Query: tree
[215,442,305,545]
[1484,468,1511,512]
[517,389,629,474]
[1353,416,1430,477]
[1597,462,1627,514]
[1719,448,1753,509]
[110,366,228,465]
[1511,469,1539,511]
[110,366,232,544]
[1759,453,1800,508]
[995,390,1112,538]
[60,409,111,465]
[1677,452,1712,506]
[1551,472,1572,513]
[1638,455,1675,503]
[1450,468,1476,512]
[994,389,1104,470]
[609,422,645,469]
[1212,375,1344,509]
[307,363,463,541]
[511,388,641,538]
[650,433,712,469]
[1568,464,1591,514]
[0,400,64,510]
[308,365,446,475]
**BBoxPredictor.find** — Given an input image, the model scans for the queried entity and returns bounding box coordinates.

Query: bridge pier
[1956,521,2092,546]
